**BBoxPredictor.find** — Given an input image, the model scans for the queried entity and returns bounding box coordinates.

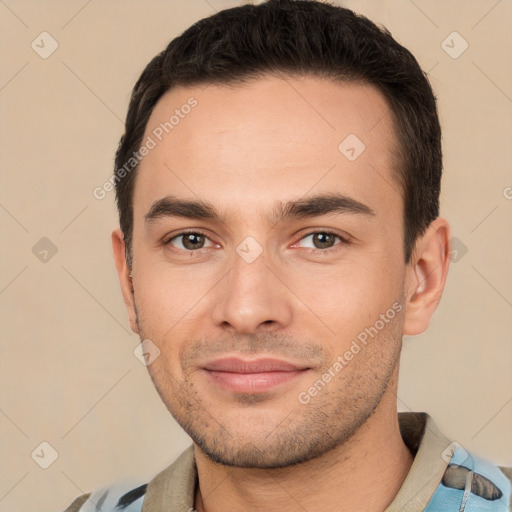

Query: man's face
[128,76,409,467]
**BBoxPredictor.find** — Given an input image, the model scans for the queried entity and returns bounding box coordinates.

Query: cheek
[133,243,215,321]
[287,250,404,350]
[132,262,216,369]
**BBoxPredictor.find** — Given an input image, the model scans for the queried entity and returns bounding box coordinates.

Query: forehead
[134,75,400,218]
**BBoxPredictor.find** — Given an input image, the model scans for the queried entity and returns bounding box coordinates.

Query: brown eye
[297,232,342,250]
[311,233,337,249]
[168,232,213,250]
[182,233,205,249]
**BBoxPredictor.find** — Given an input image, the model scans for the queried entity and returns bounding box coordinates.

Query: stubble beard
[134,301,404,469]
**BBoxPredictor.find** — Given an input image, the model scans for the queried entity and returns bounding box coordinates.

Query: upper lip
[203,357,307,373]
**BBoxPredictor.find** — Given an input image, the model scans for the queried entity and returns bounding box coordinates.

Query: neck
[194,374,413,512]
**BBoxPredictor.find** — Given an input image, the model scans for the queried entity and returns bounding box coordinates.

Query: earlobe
[403,218,451,336]
[111,229,139,334]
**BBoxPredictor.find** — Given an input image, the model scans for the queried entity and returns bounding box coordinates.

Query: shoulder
[61,446,196,512]
[499,466,512,485]
[62,482,148,512]
[426,443,512,511]
[498,466,512,511]
[395,413,511,511]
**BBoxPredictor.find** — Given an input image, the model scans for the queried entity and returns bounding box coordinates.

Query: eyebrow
[271,193,375,221]
[144,193,375,224]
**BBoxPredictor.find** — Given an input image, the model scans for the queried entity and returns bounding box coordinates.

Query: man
[65,0,511,510]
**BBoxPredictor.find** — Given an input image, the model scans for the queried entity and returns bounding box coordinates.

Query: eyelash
[163,230,215,250]
[163,229,350,254]
[295,231,350,254]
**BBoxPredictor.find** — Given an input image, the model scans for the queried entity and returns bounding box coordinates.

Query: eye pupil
[175,232,339,251]
[313,233,336,249]
[183,233,205,250]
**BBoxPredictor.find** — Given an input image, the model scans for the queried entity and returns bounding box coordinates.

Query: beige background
[0,1,511,511]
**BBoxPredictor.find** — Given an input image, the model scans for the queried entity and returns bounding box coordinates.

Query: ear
[112,228,139,334]
[403,218,451,336]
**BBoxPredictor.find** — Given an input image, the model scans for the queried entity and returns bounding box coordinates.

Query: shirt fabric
[64,412,511,511]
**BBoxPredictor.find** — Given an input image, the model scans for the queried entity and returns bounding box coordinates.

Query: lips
[204,357,303,373]
[202,357,309,393]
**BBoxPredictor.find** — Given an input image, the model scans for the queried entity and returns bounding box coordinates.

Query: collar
[142,412,453,511]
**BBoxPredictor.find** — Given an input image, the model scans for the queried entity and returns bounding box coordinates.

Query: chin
[196,435,331,469]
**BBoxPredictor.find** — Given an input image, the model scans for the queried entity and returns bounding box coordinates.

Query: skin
[112,75,451,511]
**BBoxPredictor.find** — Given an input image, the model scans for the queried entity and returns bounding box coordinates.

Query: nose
[210,248,293,334]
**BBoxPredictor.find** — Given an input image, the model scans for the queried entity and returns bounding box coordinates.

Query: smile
[202,357,310,393]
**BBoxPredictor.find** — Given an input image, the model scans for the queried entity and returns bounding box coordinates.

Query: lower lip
[204,369,307,393]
